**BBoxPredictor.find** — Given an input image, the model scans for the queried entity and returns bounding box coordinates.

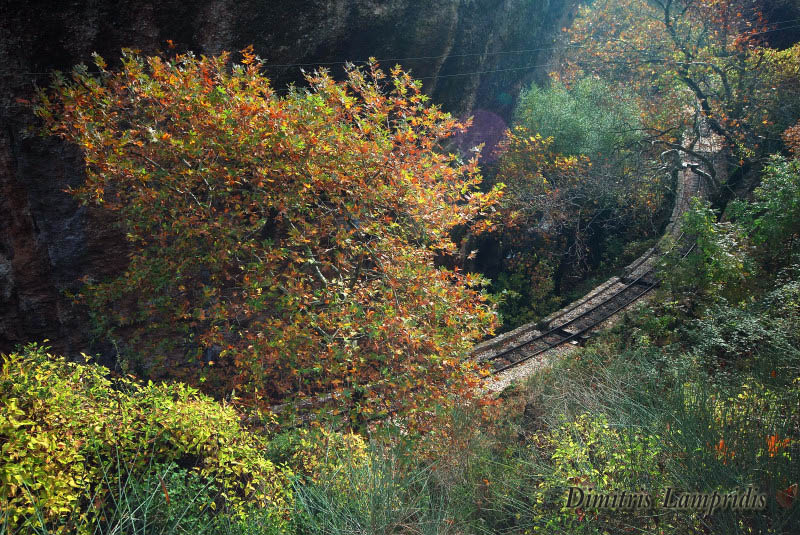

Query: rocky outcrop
[0,0,577,355]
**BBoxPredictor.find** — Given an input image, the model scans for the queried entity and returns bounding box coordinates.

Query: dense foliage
[478,0,800,331]
[0,344,292,534]
[9,1,800,533]
[276,143,800,535]
[36,49,501,420]
[5,150,799,532]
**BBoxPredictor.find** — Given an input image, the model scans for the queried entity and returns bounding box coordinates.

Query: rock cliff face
[0,0,577,356]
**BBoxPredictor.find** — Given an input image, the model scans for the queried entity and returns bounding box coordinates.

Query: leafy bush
[684,302,800,373]
[490,258,560,331]
[729,155,800,269]
[660,198,752,305]
[514,303,800,534]
[265,427,368,492]
[0,344,292,534]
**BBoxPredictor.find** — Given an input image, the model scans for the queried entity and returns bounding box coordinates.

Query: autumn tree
[511,76,666,245]
[561,0,800,191]
[36,49,501,421]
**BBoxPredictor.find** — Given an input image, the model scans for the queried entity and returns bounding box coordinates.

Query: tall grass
[1,453,219,535]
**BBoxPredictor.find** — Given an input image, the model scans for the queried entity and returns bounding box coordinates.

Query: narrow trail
[475,135,722,392]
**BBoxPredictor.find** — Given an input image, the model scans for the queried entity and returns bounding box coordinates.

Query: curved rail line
[481,172,705,376]
[489,238,695,374]
[534,240,660,332]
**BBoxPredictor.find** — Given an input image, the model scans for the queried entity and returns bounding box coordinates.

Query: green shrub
[265,427,368,492]
[730,155,800,270]
[660,198,752,305]
[491,259,561,331]
[0,343,292,534]
[514,77,642,158]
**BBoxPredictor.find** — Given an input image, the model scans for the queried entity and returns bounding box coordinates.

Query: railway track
[484,236,695,374]
[475,169,706,377]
